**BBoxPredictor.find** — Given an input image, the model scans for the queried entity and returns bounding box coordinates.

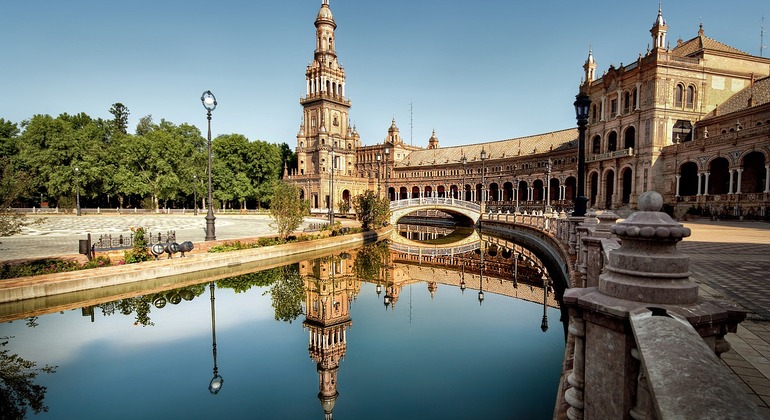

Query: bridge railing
[389,242,479,257]
[480,209,565,237]
[389,197,481,213]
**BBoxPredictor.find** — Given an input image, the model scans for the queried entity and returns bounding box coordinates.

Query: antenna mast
[762,17,767,57]
[410,102,414,146]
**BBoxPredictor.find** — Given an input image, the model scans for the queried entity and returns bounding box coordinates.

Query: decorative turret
[583,47,597,85]
[386,118,402,145]
[428,130,439,149]
[650,4,668,51]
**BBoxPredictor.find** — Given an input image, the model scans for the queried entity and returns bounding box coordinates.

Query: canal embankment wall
[0,227,390,305]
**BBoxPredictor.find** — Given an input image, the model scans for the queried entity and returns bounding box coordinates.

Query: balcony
[586,147,634,163]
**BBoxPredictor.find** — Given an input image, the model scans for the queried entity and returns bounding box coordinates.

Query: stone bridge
[389,197,481,225]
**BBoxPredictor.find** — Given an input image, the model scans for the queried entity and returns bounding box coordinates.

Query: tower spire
[650,3,668,51]
[583,46,597,85]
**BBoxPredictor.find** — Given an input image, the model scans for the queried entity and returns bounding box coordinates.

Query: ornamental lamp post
[74,166,81,216]
[376,153,382,198]
[461,155,467,200]
[193,175,198,216]
[201,90,217,241]
[545,158,552,214]
[573,93,591,217]
[480,148,487,214]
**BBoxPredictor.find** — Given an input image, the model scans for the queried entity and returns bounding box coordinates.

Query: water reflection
[301,255,358,419]
[208,282,223,394]
[0,241,563,418]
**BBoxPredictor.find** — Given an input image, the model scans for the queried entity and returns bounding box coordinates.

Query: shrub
[0,256,112,279]
[123,227,152,264]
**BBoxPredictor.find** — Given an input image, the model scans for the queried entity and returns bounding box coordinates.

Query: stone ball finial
[638,191,663,212]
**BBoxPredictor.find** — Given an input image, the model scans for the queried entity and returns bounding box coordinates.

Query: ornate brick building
[290,2,770,220]
[581,6,770,217]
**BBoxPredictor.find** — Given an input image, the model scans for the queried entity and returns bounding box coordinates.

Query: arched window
[624,127,636,149]
[686,85,695,108]
[675,84,684,108]
[592,135,601,154]
[608,131,618,152]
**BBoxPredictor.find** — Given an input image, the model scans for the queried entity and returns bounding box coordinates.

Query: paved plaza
[2,214,769,414]
[0,213,332,262]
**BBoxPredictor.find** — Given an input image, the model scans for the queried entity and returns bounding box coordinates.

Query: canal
[2,236,565,419]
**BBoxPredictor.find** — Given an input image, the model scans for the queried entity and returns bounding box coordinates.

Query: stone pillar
[635,82,642,110]
[728,170,735,194]
[675,175,681,197]
[736,168,743,194]
[765,164,770,193]
[696,172,703,196]
[703,172,711,196]
[562,192,747,419]
[565,315,586,420]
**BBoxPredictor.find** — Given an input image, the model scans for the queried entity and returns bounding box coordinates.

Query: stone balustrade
[476,195,764,417]
[556,192,760,419]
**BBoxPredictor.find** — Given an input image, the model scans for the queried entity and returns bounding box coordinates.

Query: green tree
[269,181,309,239]
[109,102,130,134]
[353,242,389,282]
[0,337,57,418]
[353,190,390,230]
[267,264,305,323]
[0,157,39,239]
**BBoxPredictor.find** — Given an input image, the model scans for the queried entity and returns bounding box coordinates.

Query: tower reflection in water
[302,254,358,419]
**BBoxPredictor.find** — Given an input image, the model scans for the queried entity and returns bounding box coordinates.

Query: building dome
[316,2,334,24]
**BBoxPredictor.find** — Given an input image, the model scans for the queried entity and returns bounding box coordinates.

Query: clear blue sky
[5,0,768,148]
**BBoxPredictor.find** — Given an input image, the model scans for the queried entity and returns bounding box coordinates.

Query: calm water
[2,247,565,419]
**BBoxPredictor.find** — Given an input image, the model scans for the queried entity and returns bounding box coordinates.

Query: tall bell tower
[296,0,358,179]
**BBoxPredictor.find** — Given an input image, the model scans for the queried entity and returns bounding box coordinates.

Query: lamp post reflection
[460,261,466,294]
[477,231,485,305]
[540,272,549,333]
[208,281,223,394]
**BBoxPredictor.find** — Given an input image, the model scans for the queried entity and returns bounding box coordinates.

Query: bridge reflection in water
[299,240,559,418]
[0,238,563,419]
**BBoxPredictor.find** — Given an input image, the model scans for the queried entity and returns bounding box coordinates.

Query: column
[306,80,310,95]
[635,82,642,110]
[697,172,703,196]
[703,172,710,196]
[617,90,623,116]
[341,82,345,97]
[600,96,607,121]
[565,316,586,419]
[765,165,770,193]
[675,175,681,197]
[728,170,735,194]
[736,169,743,194]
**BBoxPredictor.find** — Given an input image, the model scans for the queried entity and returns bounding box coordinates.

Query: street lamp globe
[202,91,217,112]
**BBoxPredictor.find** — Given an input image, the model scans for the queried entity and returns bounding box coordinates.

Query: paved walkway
[0,214,337,262]
[680,220,770,417]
